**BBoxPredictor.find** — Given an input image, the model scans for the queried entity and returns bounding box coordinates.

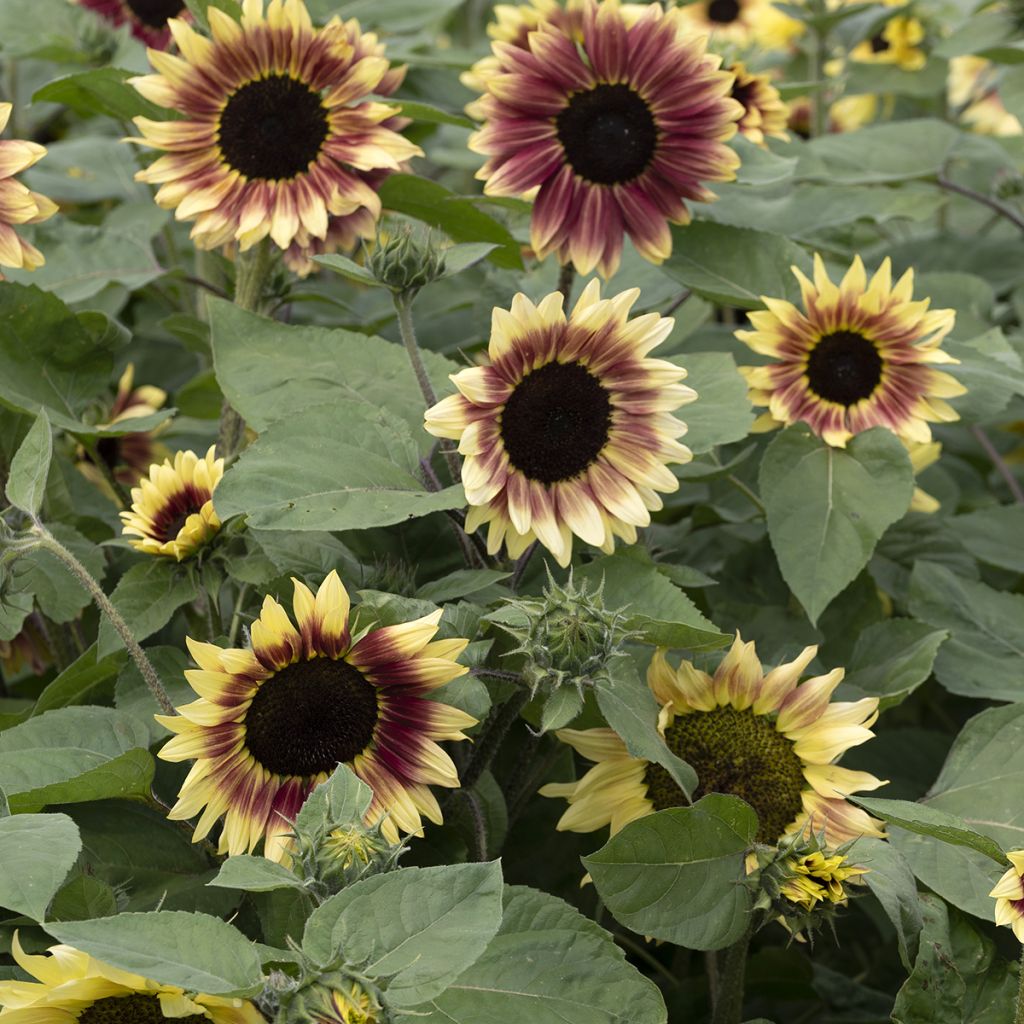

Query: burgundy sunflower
[468,0,742,277]
[128,0,420,253]
[75,0,189,49]
[157,571,475,860]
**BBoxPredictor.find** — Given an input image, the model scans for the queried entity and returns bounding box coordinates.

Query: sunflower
[540,636,886,847]
[424,281,695,566]
[737,254,964,447]
[128,0,421,253]
[77,364,168,498]
[949,57,1023,137]
[0,934,263,1024]
[990,850,1024,942]
[120,447,224,560]
[779,850,866,910]
[850,14,927,71]
[678,0,799,48]
[468,0,742,277]
[728,63,789,146]
[0,103,57,273]
[156,571,475,859]
[75,0,188,49]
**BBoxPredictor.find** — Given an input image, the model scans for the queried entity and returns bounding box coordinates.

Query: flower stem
[807,5,828,139]
[1014,947,1024,1024]
[80,438,131,510]
[454,685,531,797]
[971,424,1024,505]
[710,930,751,1024]
[557,263,576,304]
[227,582,250,647]
[937,174,1024,235]
[30,526,175,715]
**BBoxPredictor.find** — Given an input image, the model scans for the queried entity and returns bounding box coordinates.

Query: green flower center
[707,0,741,24]
[556,83,658,185]
[79,995,208,1024]
[125,0,186,28]
[805,330,884,406]
[245,657,379,777]
[643,706,807,844]
[500,360,612,484]
[218,74,330,181]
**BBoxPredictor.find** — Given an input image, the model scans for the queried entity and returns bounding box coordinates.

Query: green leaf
[0,813,80,921]
[760,426,914,624]
[663,221,811,308]
[209,298,459,446]
[302,862,504,1006]
[33,68,176,123]
[33,644,128,715]
[583,794,757,950]
[313,253,379,286]
[951,505,1024,572]
[115,646,193,745]
[46,910,264,996]
[595,657,697,799]
[416,569,510,602]
[6,410,52,515]
[853,838,923,970]
[0,707,152,811]
[50,873,120,921]
[97,560,200,660]
[854,797,1006,864]
[0,284,120,431]
[14,524,106,624]
[908,561,1024,702]
[378,175,523,269]
[837,619,947,711]
[208,856,306,894]
[892,896,965,1024]
[675,352,754,455]
[213,402,464,531]
[575,548,728,651]
[293,764,374,836]
[0,0,85,59]
[945,329,1024,422]
[397,885,667,1024]
[391,100,475,130]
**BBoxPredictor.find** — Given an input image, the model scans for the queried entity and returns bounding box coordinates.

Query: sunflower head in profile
[737,254,964,448]
[468,0,742,277]
[75,0,189,49]
[990,850,1024,942]
[0,102,57,274]
[728,62,789,146]
[424,281,696,566]
[157,571,475,860]
[0,934,263,1024]
[129,0,421,253]
[851,14,927,71]
[120,446,224,561]
[541,635,886,847]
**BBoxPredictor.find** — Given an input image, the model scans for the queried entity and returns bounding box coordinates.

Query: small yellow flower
[780,850,866,910]
[728,62,789,147]
[990,850,1024,941]
[850,15,927,71]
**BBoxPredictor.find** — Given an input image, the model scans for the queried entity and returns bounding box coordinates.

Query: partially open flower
[990,849,1024,941]
[74,0,189,49]
[280,973,383,1024]
[728,62,789,146]
[778,849,866,910]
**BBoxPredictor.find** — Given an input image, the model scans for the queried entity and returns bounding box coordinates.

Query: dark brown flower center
[245,657,379,777]
[731,81,756,114]
[500,360,612,484]
[643,706,806,844]
[79,995,207,1024]
[95,436,121,470]
[870,31,890,52]
[805,330,884,406]
[218,74,330,181]
[149,484,208,543]
[556,83,658,185]
[124,0,186,27]
[707,0,741,24]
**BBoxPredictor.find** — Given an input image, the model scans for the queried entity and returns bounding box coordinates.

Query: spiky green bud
[368,228,446,297]
[277,971,388,1024]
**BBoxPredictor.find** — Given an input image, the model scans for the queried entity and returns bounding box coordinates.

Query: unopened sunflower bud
[278,971,387,1024]
[368,229,446,297]
[315,823,398,890]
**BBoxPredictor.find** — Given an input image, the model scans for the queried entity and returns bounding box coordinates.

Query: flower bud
[368,229,446,297]
[278,972,386,1024]
[315,823,398,890]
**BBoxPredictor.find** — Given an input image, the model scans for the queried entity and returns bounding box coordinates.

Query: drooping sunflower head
[120,446,224,561]
[990,850,1024,942]
[541,635,886,847]
[851,14,927,71]
[0,934,263,1024]
[424,280,696,566]
[75,0,189,49]
[129,0,421,253]
[0,102,57,274]
[157,571,475,860]
[728,62,789,146]
[468,0,742,277]
[737,254,964,447]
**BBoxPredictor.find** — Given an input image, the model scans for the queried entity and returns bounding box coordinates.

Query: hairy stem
[459,788,490,862]
[227,583,250,648]
[937,175,1024,234]
[455,685,531,796]
[557,263,576,304]
[31,527,175,715]
[1015,947,1024,1024]
[509,541,538,592]
[971,425,1024,505]
[710,930,751,1024]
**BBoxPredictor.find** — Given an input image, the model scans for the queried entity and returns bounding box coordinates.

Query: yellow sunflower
[990,850,1024,942]
[850,14,927,71]
[737,254,964,447]
[677,0,797,48]
[0,103,57,273]
[157,571,475,859]
[128,0,420,252]
[0,934,262,1024]
[120,447,224,560]
[424,281,695,566]
[779,850,866,910]
[728,62,789,146]
[949,57,1023,137]
[541,636,886,847]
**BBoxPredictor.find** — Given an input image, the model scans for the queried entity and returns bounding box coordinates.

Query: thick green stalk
[1015,947,1024,1024]
[710,931,751,1024]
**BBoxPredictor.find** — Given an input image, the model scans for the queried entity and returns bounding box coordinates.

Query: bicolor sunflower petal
[128,0,421,253]
[678,0,800,49]
[728,62,789,146]
[737,254,964,448]
[74,0,190,48]
[467,0,742,277]
[425,281,696,566]
[541,636,886,847]
[0,933,263,1024]
[119,446,224,561]
[158,571,474,860]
